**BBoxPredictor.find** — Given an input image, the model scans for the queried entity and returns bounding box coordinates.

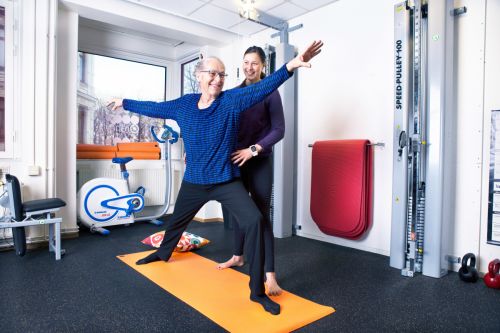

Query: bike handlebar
[151,125,179,144]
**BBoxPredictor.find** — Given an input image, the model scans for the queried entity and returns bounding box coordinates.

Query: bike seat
[112,157,133,164]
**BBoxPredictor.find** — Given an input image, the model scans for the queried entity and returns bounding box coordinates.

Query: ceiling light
[239,0,259,21]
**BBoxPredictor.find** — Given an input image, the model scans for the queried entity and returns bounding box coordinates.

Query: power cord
[0,182,15,248]
[0,206,14,248]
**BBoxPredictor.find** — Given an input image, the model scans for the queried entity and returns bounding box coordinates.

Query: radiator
[77,160,182,206]
[0,161,182,242]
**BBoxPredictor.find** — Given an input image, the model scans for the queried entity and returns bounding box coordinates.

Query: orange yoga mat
[117,146,161,153]
[76,151,117,159]
[115,151,160,160]
[76,144,118,152]
[117,142,159,151]
[118,251,334,333]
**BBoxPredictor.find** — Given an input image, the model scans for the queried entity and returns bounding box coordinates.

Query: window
[181,57,200,95]
[0,1,13,157]
[0,7,5,152]
[77,52,167,145]
[78,52,86,84]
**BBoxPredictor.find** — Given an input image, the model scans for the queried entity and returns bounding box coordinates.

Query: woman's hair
[244,46,266,79]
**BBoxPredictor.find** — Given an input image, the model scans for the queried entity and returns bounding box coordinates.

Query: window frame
[181,57,200,96]
[0,0,14,158]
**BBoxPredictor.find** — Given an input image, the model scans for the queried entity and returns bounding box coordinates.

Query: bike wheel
[83,184,120,222]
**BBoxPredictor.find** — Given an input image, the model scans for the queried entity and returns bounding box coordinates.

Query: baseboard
[192,217,223,223]
[296,230,390,257]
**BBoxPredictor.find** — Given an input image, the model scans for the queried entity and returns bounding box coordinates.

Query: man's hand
[107,98,124,111]
[286,40,323,72]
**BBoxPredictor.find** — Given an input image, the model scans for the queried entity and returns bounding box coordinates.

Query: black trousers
[222,156,275,273]
[157,179,265,296]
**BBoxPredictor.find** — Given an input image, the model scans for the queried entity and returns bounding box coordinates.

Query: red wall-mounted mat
[310,140,373,239]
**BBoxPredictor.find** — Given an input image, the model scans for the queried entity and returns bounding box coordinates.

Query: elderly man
[108,40,323,315]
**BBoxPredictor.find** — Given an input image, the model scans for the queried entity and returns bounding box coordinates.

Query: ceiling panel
[124,0,338,35]
[290,0,341,11]
[254,0,288,12]
[126,0,340,37]
[209,0,244,14]
[210,0,286,13]
[129,0,206,16]
[267,2,308,21]
[229,18,268,36]
[190,3,244,30]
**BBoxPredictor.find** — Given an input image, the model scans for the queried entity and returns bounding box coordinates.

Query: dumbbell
[483,259,500,289]
[458,253,479,283]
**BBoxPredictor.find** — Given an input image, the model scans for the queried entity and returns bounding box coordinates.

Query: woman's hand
[231,144,263,166]
[231,149,253,167]
[107,98,124,111]
[286,40,323,72]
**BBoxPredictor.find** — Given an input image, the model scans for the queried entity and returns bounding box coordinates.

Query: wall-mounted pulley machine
[390,0,466,278]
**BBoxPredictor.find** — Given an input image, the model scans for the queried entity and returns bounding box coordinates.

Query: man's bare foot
[216,255,244,270]
[265,272,283,296]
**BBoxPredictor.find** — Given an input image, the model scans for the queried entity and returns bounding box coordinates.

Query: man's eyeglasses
[199,70,228,79]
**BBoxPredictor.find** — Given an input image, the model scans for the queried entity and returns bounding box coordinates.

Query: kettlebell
[483,259,500,289]
[458,253,479,283]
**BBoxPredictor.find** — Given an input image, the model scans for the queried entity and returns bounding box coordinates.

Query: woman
[217,46,284,296]
[108,40,323,315]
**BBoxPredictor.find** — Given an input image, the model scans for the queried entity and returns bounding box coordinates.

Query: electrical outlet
[28,165,40,176]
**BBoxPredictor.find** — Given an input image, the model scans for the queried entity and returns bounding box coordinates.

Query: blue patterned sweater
[123,64,292,184]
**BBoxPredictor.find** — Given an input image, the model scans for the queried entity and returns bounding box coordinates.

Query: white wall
[480,0,500,273]
[56,4,79,234]
[291,0,397,255]
[448,0,486,272]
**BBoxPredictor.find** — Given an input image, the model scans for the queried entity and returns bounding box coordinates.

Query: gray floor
[0,220,499,332]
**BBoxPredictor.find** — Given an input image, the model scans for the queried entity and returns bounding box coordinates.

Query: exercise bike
[77,125,179,235]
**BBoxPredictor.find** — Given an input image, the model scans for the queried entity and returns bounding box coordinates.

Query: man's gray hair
[194,56,224,74]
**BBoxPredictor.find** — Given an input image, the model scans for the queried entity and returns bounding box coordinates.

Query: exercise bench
[0,174,66,260]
